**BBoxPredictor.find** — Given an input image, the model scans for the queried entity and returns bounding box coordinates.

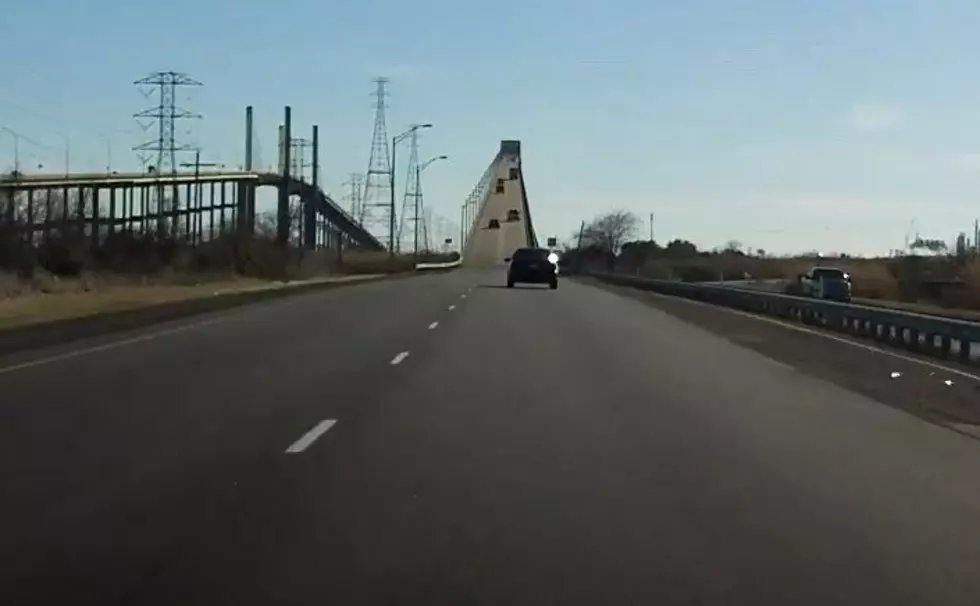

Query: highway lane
[0,270,481,605]
[5,271,980,604]
[591,276,980,426]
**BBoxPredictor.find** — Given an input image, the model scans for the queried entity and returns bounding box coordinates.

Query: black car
[488,218,500,229]
[506,247,558,289]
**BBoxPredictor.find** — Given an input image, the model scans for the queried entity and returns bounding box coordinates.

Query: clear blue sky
[3,0,980,255]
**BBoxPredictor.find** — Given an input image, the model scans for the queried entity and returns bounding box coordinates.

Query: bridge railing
[587,271,980,365]
[462,156,496,251]
[516,158,538,248]
[415,259,462,271]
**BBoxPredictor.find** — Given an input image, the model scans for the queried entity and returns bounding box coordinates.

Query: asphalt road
[3,271,980,605]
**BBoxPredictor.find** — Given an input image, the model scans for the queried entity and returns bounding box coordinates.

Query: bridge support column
[90,186,100,251]
[303,125,318,251]
[107,187,117,239]
[276,106,292,245]
[236,182,255,238]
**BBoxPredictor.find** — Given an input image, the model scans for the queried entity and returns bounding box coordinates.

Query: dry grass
[617,252,980,311]
[759,258,899,300]
[0,272,381,329]
[0,243,455,329]
[0,191,462,329]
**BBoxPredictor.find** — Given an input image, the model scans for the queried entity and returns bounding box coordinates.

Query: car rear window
[512,248,550,261]
[812,268,846,280]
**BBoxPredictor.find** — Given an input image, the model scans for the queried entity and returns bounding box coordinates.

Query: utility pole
[179,149,218,242]
[649,212,654,241]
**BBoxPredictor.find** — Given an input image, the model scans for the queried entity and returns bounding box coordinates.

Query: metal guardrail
[415,259,462,271]
[588,271,980,365]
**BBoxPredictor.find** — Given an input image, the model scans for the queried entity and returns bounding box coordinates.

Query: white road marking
[0,317,227,376]
[390,351,410,365]
[638,288,980,381]
[448,305,456,311]
[284,419,337,454]
[428,321,439,330]
[460,294,467,299]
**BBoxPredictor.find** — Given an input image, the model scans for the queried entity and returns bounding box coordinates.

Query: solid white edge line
[428,321,439,330]
[390,351,410,365]
[284,419,337,454]
[621,283,980,381]
[0,317,227,376]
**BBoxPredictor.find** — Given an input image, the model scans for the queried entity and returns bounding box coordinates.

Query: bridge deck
[463,154,533,267]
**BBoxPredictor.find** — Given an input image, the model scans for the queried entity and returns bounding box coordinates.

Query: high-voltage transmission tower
[396,129,421,252]
[360,77,393,245]
[132,71,202,173]
[290,137,314,182]
[343,173,365,222]
[276,126,314,182]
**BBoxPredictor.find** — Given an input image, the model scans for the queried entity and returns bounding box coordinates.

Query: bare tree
[580,210,639,252]
[723,239,743,254]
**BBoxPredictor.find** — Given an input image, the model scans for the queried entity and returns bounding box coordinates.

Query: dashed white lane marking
[460,294,467,299]
[390,351,410,365]
[448,305,456,311]
[428,321,439,330]
[0,317,226,376]
[284,419,337,454]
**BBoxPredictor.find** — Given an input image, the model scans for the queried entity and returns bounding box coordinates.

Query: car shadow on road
[478,284,550,289]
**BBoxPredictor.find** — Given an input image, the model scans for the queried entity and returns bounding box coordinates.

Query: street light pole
[414,163,420,258]
[414,154,447,258]
[460,203,465,255]
[1,127,21,174]
[100,134,112,174]
[389,123,432,269]
[59,133,70,176]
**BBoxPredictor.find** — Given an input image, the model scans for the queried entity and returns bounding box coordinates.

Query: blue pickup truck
[787,266,852,302]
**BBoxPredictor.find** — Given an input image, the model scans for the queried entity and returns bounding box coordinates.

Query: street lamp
[57,133,70,176]
[1,127,21,174]
[99,134,112,174]
[460,202,466,255]
[415,154,448,257]
[390,123,432,268]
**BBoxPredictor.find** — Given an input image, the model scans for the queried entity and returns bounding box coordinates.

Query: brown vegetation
[0,187,458,300]
[564,210,980,311]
